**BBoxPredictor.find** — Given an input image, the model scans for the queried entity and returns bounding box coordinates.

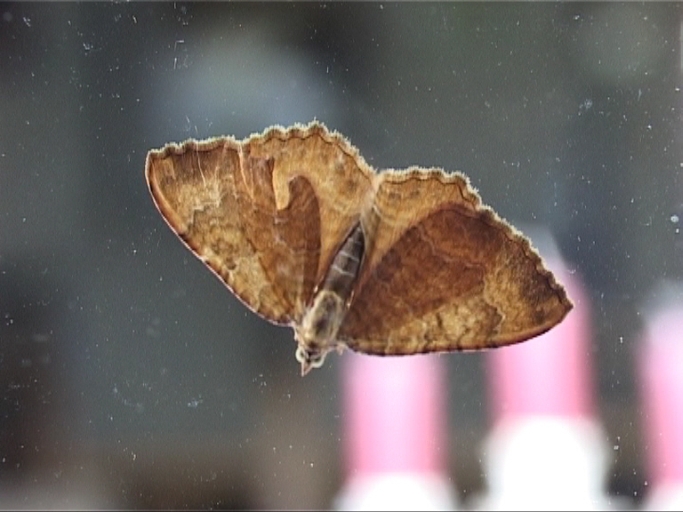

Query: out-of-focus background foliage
[1,2,682,509]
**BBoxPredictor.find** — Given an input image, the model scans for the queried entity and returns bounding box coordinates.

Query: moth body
[295,223,366,375]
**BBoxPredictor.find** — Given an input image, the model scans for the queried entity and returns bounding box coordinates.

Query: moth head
[295,345,327,376]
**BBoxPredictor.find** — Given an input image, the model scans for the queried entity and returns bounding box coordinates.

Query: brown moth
[145,122,572,375]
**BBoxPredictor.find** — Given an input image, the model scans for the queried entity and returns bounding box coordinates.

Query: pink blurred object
[639,284,683,510]
[476,227,613,510]
[334,352,456,510]
[342,353,447,474]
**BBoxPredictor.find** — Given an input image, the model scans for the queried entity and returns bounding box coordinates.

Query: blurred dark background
[1,2,682,509]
